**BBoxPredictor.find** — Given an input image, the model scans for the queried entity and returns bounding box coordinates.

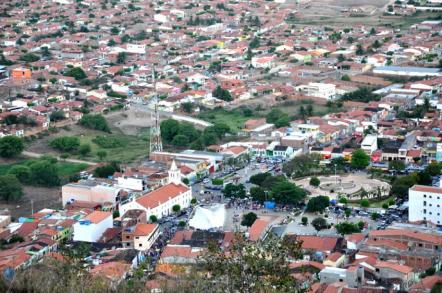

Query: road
[130,102,213,128]
[22,151,98,166]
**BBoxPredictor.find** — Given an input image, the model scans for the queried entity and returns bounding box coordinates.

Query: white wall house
[133,224,160,251]
[73,211,113,242]
[409,185,442,226]
[119,161,192,220]
[361,134,378,154]
[117,176,145,191]
[297,83,337,100]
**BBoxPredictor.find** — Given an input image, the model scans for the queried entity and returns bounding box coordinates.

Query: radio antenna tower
[149,68,163,153]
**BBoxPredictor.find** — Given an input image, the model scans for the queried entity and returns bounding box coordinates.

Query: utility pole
[148,67,163,154]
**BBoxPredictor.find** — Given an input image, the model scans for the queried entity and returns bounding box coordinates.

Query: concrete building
[409,185,442,226]
[361,134,378,154]
[73,211,113,242]
[297,82,337,100]
[62,180,121,207]
[119,161,192,220]
[121,223,160,251]
[373,66,442,77]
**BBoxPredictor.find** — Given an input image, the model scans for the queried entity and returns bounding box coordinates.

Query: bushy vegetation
[160,118,230,149]
[247,173,306,205]
[0,136,24,158]
[79,114,110,132]
[50,136,80,152]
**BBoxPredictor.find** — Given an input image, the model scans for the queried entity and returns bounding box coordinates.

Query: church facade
[119,161,192,220]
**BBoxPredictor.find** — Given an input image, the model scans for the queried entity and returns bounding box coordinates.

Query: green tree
[78,144,91,156]
[212,86,232,102]
[301,216,308,225]
[172,134,189,147]
[222,183,246,198]
[0,136,24,158]
[8,165,31,183]
[351,149,370,169]
[241,212,257,227]
[172,204,181,213]
[49,136,80,152]
[49,110,65,122]
[311,217,328,232]
[356,44,364,55]
[0,175,23,201]
[181,102,194,113]
[360,199,370,208]
[249,186,267,203]
[271,181,306,205]
[79,114,110,132]
[96,150,107,161]
[309,176,320,187]
[29,160,60,186]
[306,196,330,213]
[64,67,87,80]
[371,212,380,220]
[150,215,158,223]
[249,172,272,186]
[93,162,119,178]
[117,52,126,64]
[341,75,351,81]
[335,221,361,235]
[339,197,348,205]
[426,163,441,176]
[19,53,40,63]
[389,160,405,172]
[190,198,197,205]
[160,119,180,143]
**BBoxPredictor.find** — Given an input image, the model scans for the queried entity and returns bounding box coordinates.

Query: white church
[119,161,192,220]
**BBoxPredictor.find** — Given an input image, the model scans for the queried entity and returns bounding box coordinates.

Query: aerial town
[0,0,441,292]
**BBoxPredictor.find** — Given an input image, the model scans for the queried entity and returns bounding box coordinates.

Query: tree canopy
[241,212,257,227]
[0,136,24,158]
[79,114,110,132]
[0,174,23,201]
[306,196,330,213]
[351,149,370,169]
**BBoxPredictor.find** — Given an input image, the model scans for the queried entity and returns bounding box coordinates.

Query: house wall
[73,216,113,242]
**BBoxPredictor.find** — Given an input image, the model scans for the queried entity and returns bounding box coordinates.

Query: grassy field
[77,127,150,163]
[0,158,88,178]
[197,108,251,132]
[25,122,150,164]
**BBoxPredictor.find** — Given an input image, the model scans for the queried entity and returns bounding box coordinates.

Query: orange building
[11,68,31,79]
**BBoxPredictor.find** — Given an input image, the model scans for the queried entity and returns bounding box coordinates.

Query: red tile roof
[248,219,269,241]
[410,185,442,195]
[297,235,339,252]
[375,261,413,274]
[133,223,158,237]
[369,229,442,245]
[136,183,189,209]
[83,211,112,224]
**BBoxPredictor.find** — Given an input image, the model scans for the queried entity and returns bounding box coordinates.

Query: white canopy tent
[188,204,226,230]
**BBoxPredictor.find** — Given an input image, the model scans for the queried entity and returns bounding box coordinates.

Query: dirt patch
[106,110,154,136]
[0,186,61,218]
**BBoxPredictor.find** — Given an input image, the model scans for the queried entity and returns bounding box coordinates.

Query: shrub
[49,136,80,152]
[92,136,127,148]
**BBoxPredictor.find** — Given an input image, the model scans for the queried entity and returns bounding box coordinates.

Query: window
[424,194,427,198]
[139,244,142,247]
[424,201,427,206]
[423,209,427,214]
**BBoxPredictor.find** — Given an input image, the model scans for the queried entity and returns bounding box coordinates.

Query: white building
[73,211,113,242]
[297,83,337,100]
[361,134,378,154]
[117,176,145,191]
[119,161,192,220]
[409,185,442,226]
